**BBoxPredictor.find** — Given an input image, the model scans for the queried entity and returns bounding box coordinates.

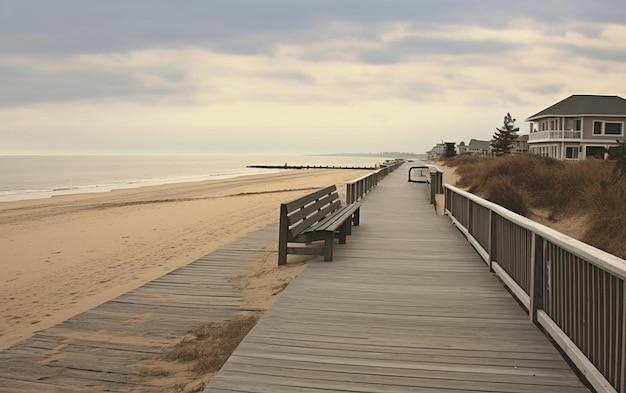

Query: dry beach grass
[441,154,626,259]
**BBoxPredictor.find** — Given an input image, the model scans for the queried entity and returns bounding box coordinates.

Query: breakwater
[247,164,377,170]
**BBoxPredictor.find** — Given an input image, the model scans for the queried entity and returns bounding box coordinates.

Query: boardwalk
[203,166,591,392]
[0,228,275,392]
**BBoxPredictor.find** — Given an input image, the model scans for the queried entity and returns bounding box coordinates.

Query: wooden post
[621,281,625,393]
[530,234,545,323]
[430,172,436,204]
[353,208,360,226]
[489,210,496,272]
[323,232,334,261]
[278,204,289,265]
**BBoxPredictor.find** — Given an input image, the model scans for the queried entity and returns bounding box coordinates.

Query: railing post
[530,234,545,323]
[429,172,436,204]
[489,210,496,272]
[466,196,473,237]
[621,283,625,393]
[346,183,352,204]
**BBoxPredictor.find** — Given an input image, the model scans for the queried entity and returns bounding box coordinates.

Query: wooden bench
[278,185,361,265]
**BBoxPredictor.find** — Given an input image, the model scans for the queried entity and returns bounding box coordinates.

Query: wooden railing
[444,184,626,393]
[427,165,443,207]
[346,160,404,204]
[408,165,443,206]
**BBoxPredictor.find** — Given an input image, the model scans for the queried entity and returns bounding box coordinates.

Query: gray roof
[526,95,626,121]
[515,134,529,141]
[467,139,491,150]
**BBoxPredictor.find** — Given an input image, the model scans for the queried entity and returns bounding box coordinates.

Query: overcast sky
[2,1,626,155]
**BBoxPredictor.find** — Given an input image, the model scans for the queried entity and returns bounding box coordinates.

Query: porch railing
[529,130,582,141]
[444,184,625,393]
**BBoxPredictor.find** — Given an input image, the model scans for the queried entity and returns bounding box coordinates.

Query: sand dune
[0,169,367,350]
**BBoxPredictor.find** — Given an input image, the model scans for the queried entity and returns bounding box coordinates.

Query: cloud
[1,1,626,154]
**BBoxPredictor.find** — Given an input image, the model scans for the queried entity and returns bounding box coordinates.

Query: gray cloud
[0,64,182,106]
[3,0,625,57]
[358,35,518,65]
[557,43,626,63]
[254,71,317,84]
[524,83,567,96]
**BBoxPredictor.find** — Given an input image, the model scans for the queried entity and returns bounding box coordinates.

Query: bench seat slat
[289,200,341,239]
[286,191,340,225]
[305,202,360,233]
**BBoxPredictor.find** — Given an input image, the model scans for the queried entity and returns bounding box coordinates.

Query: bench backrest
[280,185,341,240]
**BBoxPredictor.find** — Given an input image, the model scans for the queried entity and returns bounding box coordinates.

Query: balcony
[528,129,581,142]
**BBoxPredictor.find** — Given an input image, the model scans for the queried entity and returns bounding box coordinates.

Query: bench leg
[278,207,290,266]
[339,223,348,244]
[278,243,287,266]
[324,232,334,261]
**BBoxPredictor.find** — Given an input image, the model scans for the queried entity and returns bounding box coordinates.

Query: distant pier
[247,164,377,170]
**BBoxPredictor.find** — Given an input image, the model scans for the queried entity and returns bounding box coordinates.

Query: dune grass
[162,313,260,374]
[135,312,260,393]
[444,154,626,259]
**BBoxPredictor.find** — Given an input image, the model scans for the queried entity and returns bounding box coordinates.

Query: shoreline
[0,154,388,203]
[0,169,281,203]
[0,169,368,350]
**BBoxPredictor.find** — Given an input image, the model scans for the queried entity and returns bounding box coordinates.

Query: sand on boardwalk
[0,169,367,350]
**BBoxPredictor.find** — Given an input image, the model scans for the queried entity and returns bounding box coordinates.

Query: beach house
[464,139,492,155]
[526,94,626,160]
[512,134,529,154]
[426,142,447,160]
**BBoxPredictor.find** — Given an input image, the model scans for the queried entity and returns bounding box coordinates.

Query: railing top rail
[427,164,443,173]
[445,183,626,279]
[346,170,380,185]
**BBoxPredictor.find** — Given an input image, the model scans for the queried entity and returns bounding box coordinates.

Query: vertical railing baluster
[530,234,543,323]
[489,211,496,272]
[618,279,626,393]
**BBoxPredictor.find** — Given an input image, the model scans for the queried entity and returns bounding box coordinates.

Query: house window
[605,122,623,135]
[575,119,581,131]
[593,121,602,135]
[586,146,605,159]
[550,120,555,130]
[565,147,579,159]
[592,121,624,135]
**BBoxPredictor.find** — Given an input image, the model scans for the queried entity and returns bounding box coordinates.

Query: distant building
[512,134,529,154]
[457,141,467,155]
[526,95,626,160]
[465,139,491,155]
[426,142,446,160]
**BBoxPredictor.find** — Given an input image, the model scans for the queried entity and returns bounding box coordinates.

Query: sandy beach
[0,169,366,350]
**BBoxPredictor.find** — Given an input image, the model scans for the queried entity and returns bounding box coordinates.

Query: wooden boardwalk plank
[0,226,277,392]
[203,166,591,393]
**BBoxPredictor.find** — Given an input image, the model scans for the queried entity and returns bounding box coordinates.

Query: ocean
[0,154,387,202]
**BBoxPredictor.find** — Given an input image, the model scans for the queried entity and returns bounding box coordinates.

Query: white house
[526,95,626,160]
[426,142,446,160]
